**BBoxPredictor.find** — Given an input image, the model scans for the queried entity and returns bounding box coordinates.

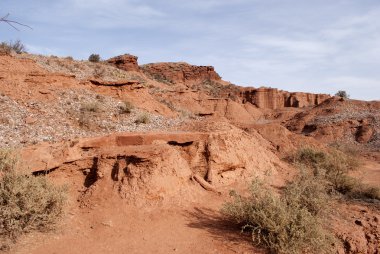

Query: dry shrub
[0,149,17,172]
[0,151,66,246]
[93,65,106,78]
[78,112,91,128]
[135,113,150,124]
[118,100,134,114]
[358,186,380,200]
[80,102,100,113]
[293,147,379,200]
[222,179,334,254]
[0,40,26,55]
[284,169,330,216]
[0,42,12,55]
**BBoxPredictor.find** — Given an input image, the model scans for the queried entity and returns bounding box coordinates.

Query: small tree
[88,54,100,63]
[335,90,349,99]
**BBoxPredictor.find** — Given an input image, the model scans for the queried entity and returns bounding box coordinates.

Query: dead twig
[0,13,32,31]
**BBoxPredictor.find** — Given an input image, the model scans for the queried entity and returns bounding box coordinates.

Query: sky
[1,0,379,100]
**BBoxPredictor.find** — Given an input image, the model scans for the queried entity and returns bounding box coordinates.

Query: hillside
[0,52,379,254]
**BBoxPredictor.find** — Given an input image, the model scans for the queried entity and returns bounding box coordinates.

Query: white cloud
[242,35,336,59]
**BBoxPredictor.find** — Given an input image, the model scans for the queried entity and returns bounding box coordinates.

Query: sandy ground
[12,191,263,254]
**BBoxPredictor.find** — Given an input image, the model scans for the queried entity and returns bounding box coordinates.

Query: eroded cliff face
[140,62,221,85]
[241,87,330,109]
[104,54,330,111]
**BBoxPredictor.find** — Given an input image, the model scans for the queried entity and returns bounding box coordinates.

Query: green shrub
[0,152,66,245]
[222,179,334,254]
[135,113,150,124]
[88,54,100,63]
[118,100,134,114]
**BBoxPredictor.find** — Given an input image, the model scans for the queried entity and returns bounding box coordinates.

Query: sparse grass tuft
[118,100,134,114]
[93,65,106,78]
[0,42,12,55]
[80,102,100,113]
[0,151,66,246]
[0,149,17,172]
[135,113,150,124]
[0,40,26,55]
[222,179,334,254]
[78,112,92,128]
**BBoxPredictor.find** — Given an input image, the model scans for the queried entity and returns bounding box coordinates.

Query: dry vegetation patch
[293,147,380,200]
[222,178,334,254]
[0,150,67,249]
[223,146,379,254]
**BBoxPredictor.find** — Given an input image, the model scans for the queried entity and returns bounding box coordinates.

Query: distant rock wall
[241,87,330,109]
[106,54,330,109]
[140,62,221,84]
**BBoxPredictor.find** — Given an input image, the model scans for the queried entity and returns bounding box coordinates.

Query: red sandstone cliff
[240,87,330,109]
[105,55,330,110]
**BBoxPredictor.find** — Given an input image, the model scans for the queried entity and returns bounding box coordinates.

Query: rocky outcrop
[241,87,330,109]
[140,62,221,85]
[107,54,139,72]
[285,97,380,146]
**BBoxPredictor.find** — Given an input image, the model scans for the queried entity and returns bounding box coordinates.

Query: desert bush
[0,152,66,244]
[292,147,327,170]
[93,65,106,78]
[358,186,380,200]
[284,169,330,216]
[335,90,349,99]
[118,100,134,114]
[135,113,150,124]
[293,147,378,200]
[0,40,26,54]
[0,42,12,55]
[0,149,17,172]
[88,54,100,63]
[78,112,91,128]
[222,179,334,254]
[80,102,100,112]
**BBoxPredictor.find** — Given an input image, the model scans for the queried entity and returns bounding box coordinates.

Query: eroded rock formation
[241,87,330,109]
[140,62,221,85]
[107,54,140,72]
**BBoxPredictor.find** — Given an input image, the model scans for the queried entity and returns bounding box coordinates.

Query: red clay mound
[285,97,380,150]
[21,125,287,206]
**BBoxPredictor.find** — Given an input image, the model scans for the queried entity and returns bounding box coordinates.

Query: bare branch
[0,13,32,31]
